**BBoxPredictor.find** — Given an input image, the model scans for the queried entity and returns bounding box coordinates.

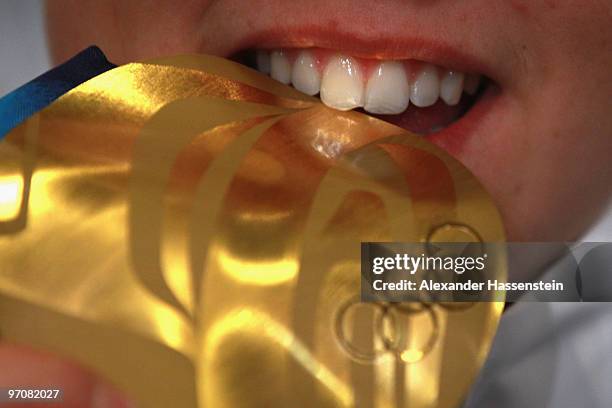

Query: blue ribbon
[0,46,115,140]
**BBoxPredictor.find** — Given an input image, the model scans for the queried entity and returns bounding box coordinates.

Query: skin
[3,0,612,405]
[44,0,612,243]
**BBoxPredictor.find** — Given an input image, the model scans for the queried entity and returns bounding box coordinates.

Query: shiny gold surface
[0,54,505,407]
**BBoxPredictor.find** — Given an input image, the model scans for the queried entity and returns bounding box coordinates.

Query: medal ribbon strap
[0,45,115,139]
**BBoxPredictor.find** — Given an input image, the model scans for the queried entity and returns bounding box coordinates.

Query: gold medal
[0,55,505,407]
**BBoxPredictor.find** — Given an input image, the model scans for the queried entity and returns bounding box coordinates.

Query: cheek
[109,0,210,62]
[501,95,609,241]
[47,0,210,64]
[455,69,612,242]
[47,1,123,63]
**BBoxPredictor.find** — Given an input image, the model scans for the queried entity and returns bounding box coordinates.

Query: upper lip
[229,27,495,79]
[200,4,514,86]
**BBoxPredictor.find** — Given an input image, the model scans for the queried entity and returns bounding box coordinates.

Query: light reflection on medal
[0,54,505,407]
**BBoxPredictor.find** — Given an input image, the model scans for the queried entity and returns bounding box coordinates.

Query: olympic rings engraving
[335,296,439,364]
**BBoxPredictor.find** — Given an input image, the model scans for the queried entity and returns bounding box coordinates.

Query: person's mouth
[233,47,490,138]
[204,3,515,162]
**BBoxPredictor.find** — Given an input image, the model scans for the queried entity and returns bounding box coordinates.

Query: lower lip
[427,84,501,157]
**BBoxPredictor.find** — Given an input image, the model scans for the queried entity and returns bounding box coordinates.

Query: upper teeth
[320,55,364,110]
[410,63,440,108]
[257,49,481,114]
[292,51,322,96]
[440,71,465,106]
[365,61,410,114]
[270,50,292,84]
